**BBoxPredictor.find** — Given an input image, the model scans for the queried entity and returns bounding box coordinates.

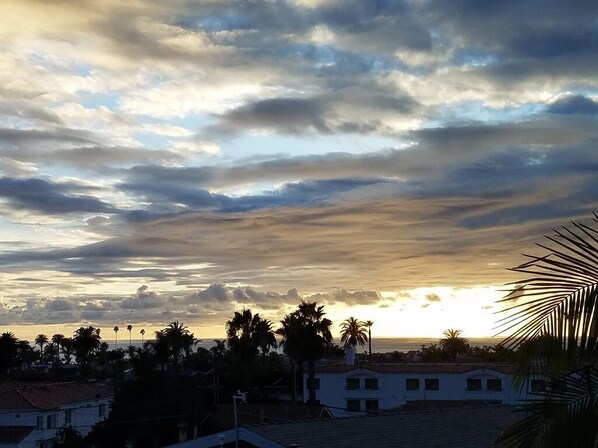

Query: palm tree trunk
[368,327,372,365]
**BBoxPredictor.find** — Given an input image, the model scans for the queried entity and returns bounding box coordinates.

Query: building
[304,362,529,413]
[0,381,113,448]
[165,403,523,448]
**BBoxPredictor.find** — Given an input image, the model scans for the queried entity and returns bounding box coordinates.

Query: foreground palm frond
[494,366,598,448]
[497,213,598,360]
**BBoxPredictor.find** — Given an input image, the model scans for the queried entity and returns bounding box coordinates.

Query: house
[165,403,524,448]
[0,381,113,448]
[304,362,529,413]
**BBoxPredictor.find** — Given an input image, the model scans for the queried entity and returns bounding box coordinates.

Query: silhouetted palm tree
[277,300,333,405]
[365,320,374,364]
[127,324,133,346]
[227,308,276,363]
[339,317,368,348]
[140,328,145,345]
[0,332,19,374]
[60,337,74,364]
[164,321,193,371]
[439,329,469,362]
[113,326,119,349]
[35,334,48,359]
[52,334,65,363]
[73,326,102,375]
[495,214,598,447]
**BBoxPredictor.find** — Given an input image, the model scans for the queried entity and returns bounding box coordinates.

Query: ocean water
[106,337,503,354]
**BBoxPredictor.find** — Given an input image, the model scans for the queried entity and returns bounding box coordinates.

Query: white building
[0,381,113,448]
[304,362,529,413]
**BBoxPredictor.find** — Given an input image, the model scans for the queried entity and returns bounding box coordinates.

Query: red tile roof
[317,363,514,374]
[0,381,113,411]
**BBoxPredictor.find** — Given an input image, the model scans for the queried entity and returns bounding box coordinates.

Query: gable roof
[317,363,514,374]
[0,381,113,411]
[247,404,522,448]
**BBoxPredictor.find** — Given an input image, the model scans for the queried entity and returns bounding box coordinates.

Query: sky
[1,0,598,341]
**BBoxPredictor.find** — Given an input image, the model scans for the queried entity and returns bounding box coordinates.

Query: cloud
[425,293,441,302]
[546,94,598,115]
[120,285,163,309]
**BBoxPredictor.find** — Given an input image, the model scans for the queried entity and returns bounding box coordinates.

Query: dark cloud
[547,95,598,115]
[120,285,163,309]
[0,177,118,215]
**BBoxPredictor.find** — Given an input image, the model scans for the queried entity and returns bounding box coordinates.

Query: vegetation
[495,214,598,447]
[439,329,470,362]
[339,317,368,348]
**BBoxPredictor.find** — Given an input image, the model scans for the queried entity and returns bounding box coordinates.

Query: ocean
[107,336,503,354]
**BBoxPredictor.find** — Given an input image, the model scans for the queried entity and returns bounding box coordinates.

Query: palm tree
[439,329,469,362]
[495,214,598,447]
[35,334,48,359]
[277,300,333,405]
[113,326,119,349]
[60,337,74,364]
[365,320,374,364]
[339,317,368,348]
[127,324,133,346]
[164,321,192,371]
[73,326,102,375]
[0,332,19,374]
[52,334,65,363]
[226,308,276,363]
[140,328,145,345]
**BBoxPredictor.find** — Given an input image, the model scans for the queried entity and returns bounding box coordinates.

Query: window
[364,378,378,390]
[467,379,482,391]
[99,404,106,418]
[36,415,43,430]
[46,414,55,429]
[531,379,548,392]
[346,378,360,390]
[425,378,439,391]
[306,377,320,390]
[365,399,379,411]
[65,409,72,425]
[487,379,502,391]
[551,378,567,392]
[406,378,420,390]
[346,399,360,412]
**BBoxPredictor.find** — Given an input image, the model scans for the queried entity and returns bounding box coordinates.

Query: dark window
[346,399,360,411]
[306,377,320,390]
[551,378,567,392]
[36,415,43,430]
[364,378,378,390]
[46,414,55,429]
[99,404,106,418]
[425,378,439,391]
[365,399,379,411]
[406,378,420,390]
[531,379,548,392]
[487,379,502,391]
[346,378,360,390]
[467,379,482,391]
[65,409,72,424]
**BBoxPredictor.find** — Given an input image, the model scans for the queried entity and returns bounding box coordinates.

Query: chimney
[345,345,355,366]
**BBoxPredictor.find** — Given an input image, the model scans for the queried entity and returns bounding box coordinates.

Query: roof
[0,426,35,444]
[0,381,113,411]
[247,404,522,448]
[317,363,514,374]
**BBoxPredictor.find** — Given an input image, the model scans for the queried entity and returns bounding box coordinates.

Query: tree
[164,321,193,371]
[277,300,333,405]
[339,317,368,348]
[35,334,48,359]
[365,320,374,364]
[495,214,598,447]
[113,326,119,349]
[0,332,19,374]
[140,328,145,345]
[226,308,276,364]
[72,326,102,376]
[52,334,65,363]
[127,324,133,346]
[60,337,74,364]
[439,329,469,362]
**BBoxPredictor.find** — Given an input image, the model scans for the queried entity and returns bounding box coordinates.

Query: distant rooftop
[0,381,113,411]
[318,362,514,374]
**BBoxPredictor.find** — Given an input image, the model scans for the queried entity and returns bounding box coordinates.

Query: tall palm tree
[52,334,65,363]
[35,334,48,359]
[365,320,374,364]
[339,317,368,348]
[73,326,102,375]
[439,329,469,362]
[495,214,598,447]
[277,300,333,405]
[113,326,119,349]
[127,324,133,346]
[164,321,192,371]
[60,337,74,364]
[0,332,19,374]
[226,308,276,363]
[140,328,146,345]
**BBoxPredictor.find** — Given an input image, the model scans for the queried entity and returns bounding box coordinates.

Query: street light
[233,390,247,448]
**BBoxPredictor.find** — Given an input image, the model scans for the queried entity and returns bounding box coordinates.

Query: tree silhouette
[439,329,469,362]
[140,328,145,345]
[0,332,19,374]
[495,214,598,447]
[73,326,102,376]
[35,334,48,359]
[339,317,368,348]
[365,320,374,364]
[278,301,332,405]
[52,334,65,363]
[113,326,119,349]
[127,324,133,346]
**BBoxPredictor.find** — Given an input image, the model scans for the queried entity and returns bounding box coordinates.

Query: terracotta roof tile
[0,381,113,410]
